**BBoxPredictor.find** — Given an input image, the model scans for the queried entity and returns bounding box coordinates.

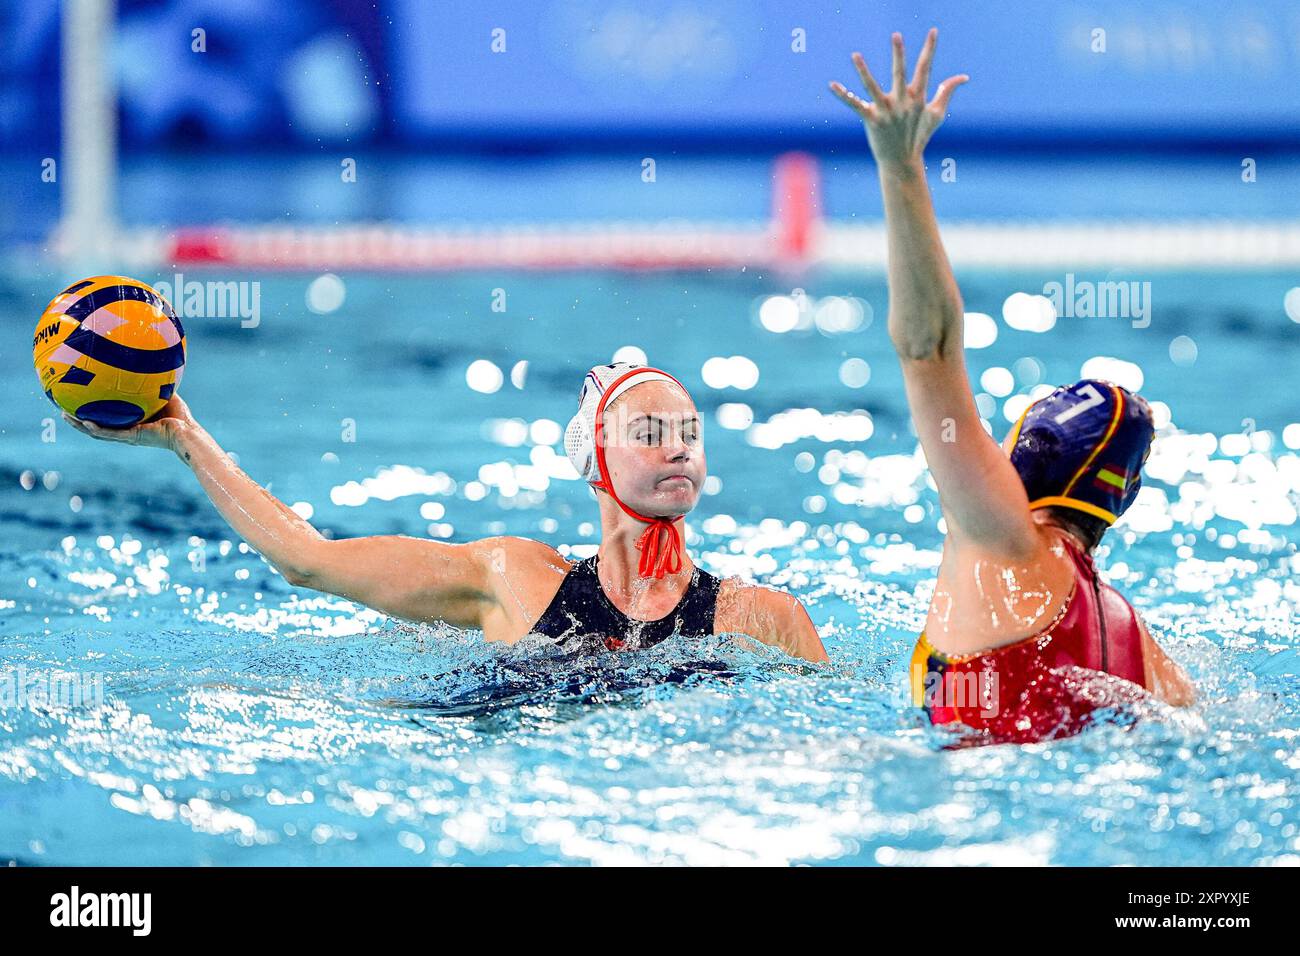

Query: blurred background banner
[4,0,1300,153]
[5,0,1299,265]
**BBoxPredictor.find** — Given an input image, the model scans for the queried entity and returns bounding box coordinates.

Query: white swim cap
[563,363,689,483]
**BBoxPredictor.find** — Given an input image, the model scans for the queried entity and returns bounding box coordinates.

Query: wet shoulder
[477,537,573,634]
[713,576,806,637]
[472,535,569,576]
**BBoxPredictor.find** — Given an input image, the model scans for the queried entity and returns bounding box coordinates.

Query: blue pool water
[1,267,1297,865]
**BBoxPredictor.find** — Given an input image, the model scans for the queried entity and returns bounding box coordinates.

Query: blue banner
[2,0,1298,150]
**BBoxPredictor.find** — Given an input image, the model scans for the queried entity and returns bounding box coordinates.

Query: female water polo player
[831,29,1195,742]
[62,364,828,662]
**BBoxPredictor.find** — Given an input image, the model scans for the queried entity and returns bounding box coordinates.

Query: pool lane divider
[64,149,1300,270]
[64,153,821,274]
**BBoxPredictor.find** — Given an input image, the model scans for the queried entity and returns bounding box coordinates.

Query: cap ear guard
[564,409,596,482]
[1008,414,1060,500]
[563,363,628,483]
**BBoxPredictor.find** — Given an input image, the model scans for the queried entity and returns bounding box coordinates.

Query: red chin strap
[591,367,689,580]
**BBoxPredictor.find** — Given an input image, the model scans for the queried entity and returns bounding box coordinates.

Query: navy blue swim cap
[1008,379,1154,525]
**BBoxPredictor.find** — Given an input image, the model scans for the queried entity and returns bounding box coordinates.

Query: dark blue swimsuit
[530,556,721,651]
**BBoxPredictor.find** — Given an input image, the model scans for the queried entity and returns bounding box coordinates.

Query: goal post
[59,0,118,269]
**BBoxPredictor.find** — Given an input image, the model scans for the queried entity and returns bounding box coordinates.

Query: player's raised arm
[63,397,501,627]
[830,30,1037,557]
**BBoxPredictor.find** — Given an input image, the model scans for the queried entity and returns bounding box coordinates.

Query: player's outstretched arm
[64,396,503,626]
[831,31,1037,558]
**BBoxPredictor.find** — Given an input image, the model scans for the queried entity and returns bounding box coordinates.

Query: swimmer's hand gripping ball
[33,276,186,428]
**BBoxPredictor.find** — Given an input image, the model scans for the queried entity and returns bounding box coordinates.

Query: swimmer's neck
[1034,513,1095,554]
[594,510,693,595]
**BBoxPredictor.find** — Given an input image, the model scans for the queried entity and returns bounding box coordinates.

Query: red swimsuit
[909,536,1148,744]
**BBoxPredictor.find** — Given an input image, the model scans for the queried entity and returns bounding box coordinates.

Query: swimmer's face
[600,381,705,518]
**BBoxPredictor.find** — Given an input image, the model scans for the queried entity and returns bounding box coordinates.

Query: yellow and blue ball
[33,276,186,428]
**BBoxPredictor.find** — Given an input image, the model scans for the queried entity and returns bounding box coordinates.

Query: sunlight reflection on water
[1,271,1297,865]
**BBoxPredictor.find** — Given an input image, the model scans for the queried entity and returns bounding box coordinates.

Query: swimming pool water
[1,268,1297,865]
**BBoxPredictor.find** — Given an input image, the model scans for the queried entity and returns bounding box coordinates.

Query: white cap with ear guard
[563,362,688,483]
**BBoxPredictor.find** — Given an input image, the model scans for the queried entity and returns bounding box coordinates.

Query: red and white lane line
[74,151,1300,272]
[820,220,1300,269]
